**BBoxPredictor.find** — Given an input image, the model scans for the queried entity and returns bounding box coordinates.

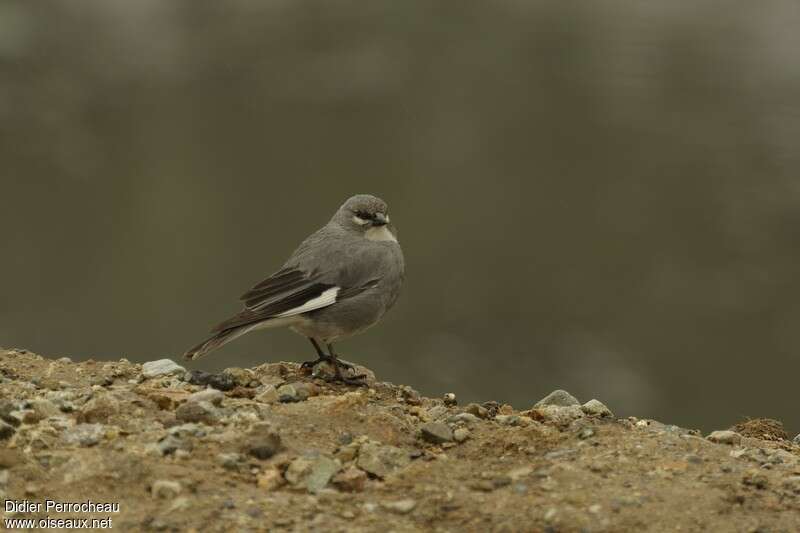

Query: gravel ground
[1,347,799,532]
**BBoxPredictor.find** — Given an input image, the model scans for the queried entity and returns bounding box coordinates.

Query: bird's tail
[183,325,253,361]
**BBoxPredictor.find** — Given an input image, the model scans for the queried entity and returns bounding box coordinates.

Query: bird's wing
[211,266,377,333]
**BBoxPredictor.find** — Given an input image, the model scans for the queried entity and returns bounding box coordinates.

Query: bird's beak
[372,213,388,226]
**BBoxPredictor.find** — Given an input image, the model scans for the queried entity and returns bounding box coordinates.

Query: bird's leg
[326,343,367,386]
[300,338,334,369]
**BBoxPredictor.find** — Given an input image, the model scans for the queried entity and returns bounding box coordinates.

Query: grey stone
[426,405,449,421]
[168,423,207,438]
[708,430,742,445]
[187,388,224,407]
[217,453,244,470]
[495,415,527,426]
[175,401,220,425]
[383,499,416,514]
[537,405,585,426]
[63,424,105,447]
[448,413,481,425]
[285,455,341,494]
[0,420,15,440]
[277,383,314,402]
[793,434,800,445]
[465,403,489,418]
[535,390,580,408]
[183,370,235,391]
[151,480,182,499]
[0,401,22,427]
[443,393,457,406]
[581,399,614,418]
[157,436,193,456]
[453,428,470,443]
[142,359,186,379]
[420,422,453,444]
[222,367,255,387]
[244,422,282,460]
[356,441,411,478]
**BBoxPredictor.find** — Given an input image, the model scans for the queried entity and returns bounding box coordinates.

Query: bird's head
[334,194,397,242]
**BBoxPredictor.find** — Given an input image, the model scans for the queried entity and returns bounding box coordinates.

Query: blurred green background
[2,1,799,434]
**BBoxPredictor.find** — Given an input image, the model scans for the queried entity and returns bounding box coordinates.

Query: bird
[183,194,404,385]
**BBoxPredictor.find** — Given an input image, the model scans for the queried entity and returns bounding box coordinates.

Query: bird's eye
[355,211,372,220]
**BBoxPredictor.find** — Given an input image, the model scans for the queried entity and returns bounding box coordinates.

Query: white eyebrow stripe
[353,215,370,225]
[275,287,340,317]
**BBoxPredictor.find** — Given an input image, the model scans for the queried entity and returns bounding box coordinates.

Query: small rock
[142,359,186,379]
[448,413,481,425]
[783,476,800,494]
[465,403,489,419]
[443,393,457,406]
[63,424,105,447]
[277,383,318,402]
[256,468,284,491]
[157,436,193,456]
[24,399,60,422]
[420,422,453,444]
[426,405,449,421]
[793,434,800,445]
[356,441,411,479]
[151,480,182,499]
[453,428,470,443]
[535,390,580,408]
[332,466,368,492]
[78,394,119,424]
[708,430,742,445]
[534,405,585,426]
[184,370,236,391]
[217,453,243,470]
[254,385,279,404]
[57,357,73,364]
[186,388,224,407]
[581,399,614,418]
[175,401,220,425]
[244,422,282,460]
[222,367,255,387]
[578,427,596,440]
[285,455,341,493]
[398,385,421,405]
[0,420,15,440]
[742,470,768,489]
[383,499,416,514]
[496,415,529,427]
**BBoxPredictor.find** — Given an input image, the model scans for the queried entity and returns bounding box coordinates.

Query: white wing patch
[275,287,339,317]
[365,226,397,242]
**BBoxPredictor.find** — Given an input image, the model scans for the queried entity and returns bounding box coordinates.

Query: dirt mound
[1,348,799,532]
[732,418,790,442]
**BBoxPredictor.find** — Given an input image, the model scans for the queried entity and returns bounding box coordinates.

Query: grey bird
[184,194,404,384]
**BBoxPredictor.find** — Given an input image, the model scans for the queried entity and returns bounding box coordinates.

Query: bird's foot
[326,373,369,387]
[300,356,333,370]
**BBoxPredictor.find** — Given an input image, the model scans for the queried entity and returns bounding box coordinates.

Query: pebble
[151,480,182,499]
[443,393,457,406]
[535,389,580,408]
[256,468,284,491]
[222,367,256,387]
[217,453,244,470]
[448,413,481,425]
[383,499,416,514]
[464,403,489,419]
[708,430,742,445]
[157,436,193,456]
[186,388,224,406]
[277,383,317,403]
[77,394,119,424]
[793,434,800,445]
[183,370,236,391]
[356,441,411,478]
[420,422,453,444]
[0,420,15,440]
[25,399,60,422]
[244,422,282,460]
[332,466,368,492]
[175,401,220,425]
[63,424,105,447]
[581,399,614,418]
[254,385,279,404]
[285,455,341,493]
[453,428,470,443]
[57,357,73,364]
[142,359,186,379]
[426,405,449,421]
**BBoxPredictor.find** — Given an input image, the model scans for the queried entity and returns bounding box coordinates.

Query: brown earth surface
[1,347,799,532]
